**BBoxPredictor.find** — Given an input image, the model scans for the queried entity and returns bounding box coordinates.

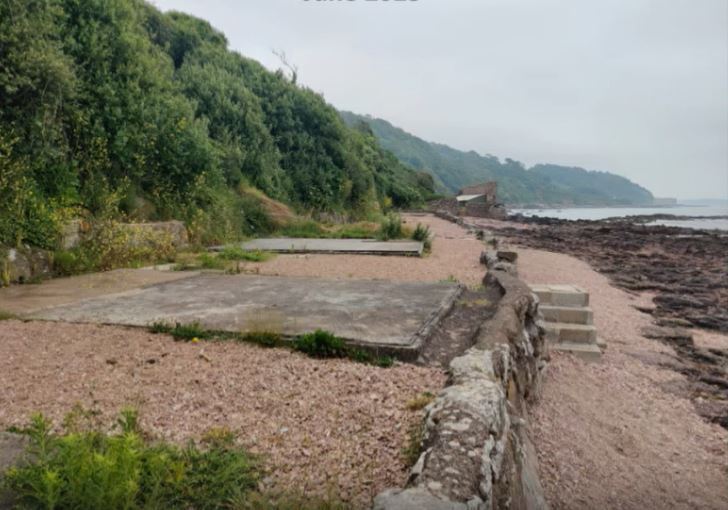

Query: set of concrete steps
[531,284,603,361]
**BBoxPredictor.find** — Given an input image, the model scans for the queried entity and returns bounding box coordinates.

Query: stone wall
[373,267,548,509]
[61,220,189,251]
[0,246,53,286]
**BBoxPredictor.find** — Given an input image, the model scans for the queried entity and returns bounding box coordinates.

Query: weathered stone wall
[0,246,54,286]
[61,220,189,251]
[373,266,548,509]
[429,198,461,216]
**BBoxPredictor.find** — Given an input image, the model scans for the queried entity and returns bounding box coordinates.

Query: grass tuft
[406,392,436,411]
[402,420,425,468]
[0,309,18,321]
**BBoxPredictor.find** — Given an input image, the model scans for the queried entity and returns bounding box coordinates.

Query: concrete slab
[217,238,424,256]
[0,267,199,315]
[28,274,462,358]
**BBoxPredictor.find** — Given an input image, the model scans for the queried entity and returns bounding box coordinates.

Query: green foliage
[411,223,432,252]
[239,331,282,348]
[377,213,404,240]
[293,330,348,359]
[218,246,273,262]
[149,321,211,341]
[53,222,176,276]
[278,220,327,238]
[2,411,261,510]
[0,0,431,251]
[341,111,654,206]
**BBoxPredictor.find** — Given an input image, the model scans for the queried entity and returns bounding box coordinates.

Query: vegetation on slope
[341,111,654,206]
[0,0,433,250]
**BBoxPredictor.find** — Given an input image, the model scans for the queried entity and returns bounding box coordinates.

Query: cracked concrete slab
[27,274,462,357]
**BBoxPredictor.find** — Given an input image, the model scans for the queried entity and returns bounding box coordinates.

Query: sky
[153,0,728,200]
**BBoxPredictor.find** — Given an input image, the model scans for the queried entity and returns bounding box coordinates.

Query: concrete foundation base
[28,274,462,359]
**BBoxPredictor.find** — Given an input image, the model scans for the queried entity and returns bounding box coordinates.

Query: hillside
[340,112,654,206]
[0,0,433,250]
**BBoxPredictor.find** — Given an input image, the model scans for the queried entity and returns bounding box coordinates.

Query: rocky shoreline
[489,215,728,428]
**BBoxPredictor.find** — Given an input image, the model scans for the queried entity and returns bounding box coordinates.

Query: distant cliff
[341,111,654,206]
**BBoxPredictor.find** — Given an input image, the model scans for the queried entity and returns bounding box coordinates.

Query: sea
[511,199,728,231]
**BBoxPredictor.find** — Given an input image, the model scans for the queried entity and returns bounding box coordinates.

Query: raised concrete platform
[216,238,424,257]
[27,274,462,359]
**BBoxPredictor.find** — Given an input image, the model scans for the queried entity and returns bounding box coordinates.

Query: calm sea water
[511,200,728,231]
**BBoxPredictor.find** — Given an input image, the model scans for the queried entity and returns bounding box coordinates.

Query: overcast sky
[153,0,727,200]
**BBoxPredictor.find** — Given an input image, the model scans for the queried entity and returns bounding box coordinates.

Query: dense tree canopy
[0,0,432,248]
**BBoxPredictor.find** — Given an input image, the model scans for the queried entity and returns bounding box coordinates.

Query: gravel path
[516,247,728,509]
[0,321,445,507]
[244,214,486,287]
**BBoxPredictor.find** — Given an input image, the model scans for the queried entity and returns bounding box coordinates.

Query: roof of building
[456,194,485,202]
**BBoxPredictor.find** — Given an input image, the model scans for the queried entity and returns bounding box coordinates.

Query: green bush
[2,411,261,510]
[293,330,348,359]
[197,253,227,270]
[411,223,432,252]
[377,213,403,241]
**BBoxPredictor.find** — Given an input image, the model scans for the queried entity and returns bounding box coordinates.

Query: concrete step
[539,305,593,325]
[530,284,589,307]
[551,342,602,362]
[543,321,597,344]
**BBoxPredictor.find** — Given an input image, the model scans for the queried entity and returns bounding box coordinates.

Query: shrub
[278,220,326,238]
[2,411,261,510]
[377,213,403,241]
[411,223,432,252]
[218,246,273,262]
[197,253,227,270]
[293,330,348,359]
